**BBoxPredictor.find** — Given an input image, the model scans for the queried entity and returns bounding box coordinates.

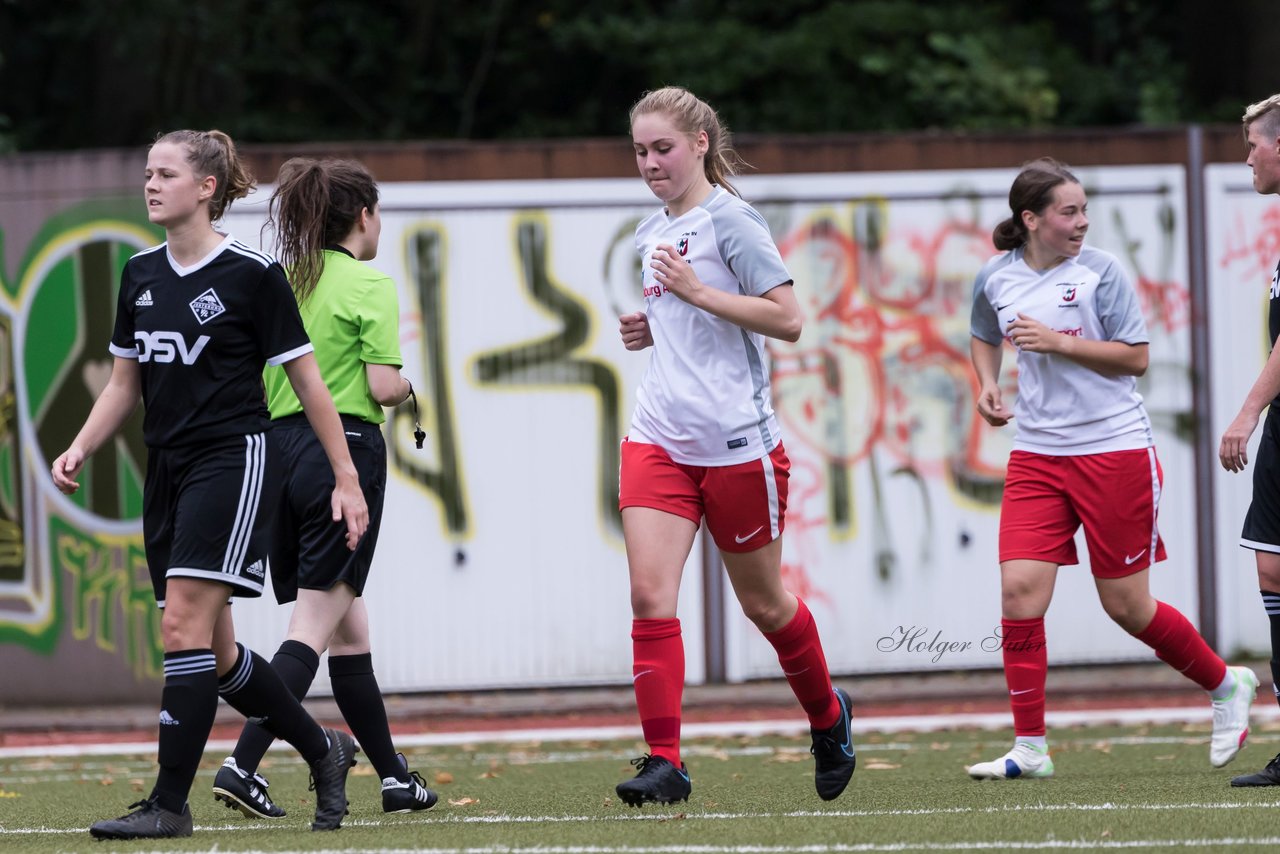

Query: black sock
[231,639,320,773]
[218,643,328,762]
[1263,590,1280,708]
[330,653,405,781]
[152,650,219,814]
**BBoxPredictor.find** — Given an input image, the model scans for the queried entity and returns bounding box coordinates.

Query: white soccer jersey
[969,245,1152,455]
[628,187,792,465]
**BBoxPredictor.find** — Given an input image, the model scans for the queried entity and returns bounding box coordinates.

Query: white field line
[7,843,1280,854]
[5,703,1279,760]
[7,800,1280,836]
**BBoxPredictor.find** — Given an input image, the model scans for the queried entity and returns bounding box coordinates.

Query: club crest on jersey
[1059,285,1078,302]
[135,289,154,307]
[676,236,689,256]
[189,288,226,324]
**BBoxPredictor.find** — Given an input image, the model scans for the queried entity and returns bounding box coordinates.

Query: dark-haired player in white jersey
[615,86,854,807]
[51,130,367,839]
[1220,93,1280,787]
[967,157,1256,781]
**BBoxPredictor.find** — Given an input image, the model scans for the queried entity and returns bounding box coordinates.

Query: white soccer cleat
[1211,665,1259,768]
[966,741,1054,780]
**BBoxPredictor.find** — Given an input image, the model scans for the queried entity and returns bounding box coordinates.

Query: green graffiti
[29,234,149,519]
[0,202,158,658]
[474,216,622,534]
[53,516,160,678]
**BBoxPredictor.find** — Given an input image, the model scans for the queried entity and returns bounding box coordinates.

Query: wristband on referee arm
[404,379,425,450]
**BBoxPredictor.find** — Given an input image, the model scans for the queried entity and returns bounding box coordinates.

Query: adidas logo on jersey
[159,709,180,726]
[135,289,154,307]
[190,288,226,324]
[245,559,265,578]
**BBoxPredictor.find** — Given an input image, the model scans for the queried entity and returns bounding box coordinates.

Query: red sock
[764,598,840,729]
[1002,617,1047,737]
[1134,600,1227,691]
[631,618,684,766]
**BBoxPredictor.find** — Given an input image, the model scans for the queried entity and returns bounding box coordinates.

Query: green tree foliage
[0,0,1270,151]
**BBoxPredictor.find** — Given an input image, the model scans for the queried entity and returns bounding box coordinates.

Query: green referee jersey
[264,249,402,425]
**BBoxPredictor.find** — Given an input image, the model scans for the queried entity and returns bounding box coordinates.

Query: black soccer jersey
[109,234,313,448]
[1271,258,1280,407]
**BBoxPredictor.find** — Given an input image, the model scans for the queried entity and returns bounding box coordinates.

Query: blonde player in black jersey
[1219,93,1280,788]
[51,130,367,839]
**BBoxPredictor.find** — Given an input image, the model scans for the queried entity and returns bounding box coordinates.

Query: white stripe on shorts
[1146,447,1161,562]
[223,433,265,577]
[760,450,781,540]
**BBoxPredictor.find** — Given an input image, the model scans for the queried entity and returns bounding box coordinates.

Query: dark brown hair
[265,158,379,305]
[992,157,1080,251]
[153,129,254,221]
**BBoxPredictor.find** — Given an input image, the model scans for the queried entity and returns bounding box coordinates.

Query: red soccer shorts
[619,439,789,553]
[999,448,1166,578]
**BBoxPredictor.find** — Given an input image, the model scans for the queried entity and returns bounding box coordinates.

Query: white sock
[1210,667,1237,702]
[1015,735,1048,751]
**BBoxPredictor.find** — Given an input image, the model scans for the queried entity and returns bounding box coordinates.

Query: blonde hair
[1243,94,1280,142]
[153,129,255,221]
[630,86,746,197]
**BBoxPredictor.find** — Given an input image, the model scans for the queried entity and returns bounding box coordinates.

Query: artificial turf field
[4,722,1280,852]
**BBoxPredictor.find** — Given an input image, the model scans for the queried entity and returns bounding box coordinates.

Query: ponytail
[266,158,380,304]
[153,129,254,221]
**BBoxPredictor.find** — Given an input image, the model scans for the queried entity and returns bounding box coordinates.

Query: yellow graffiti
[54,519,160,679]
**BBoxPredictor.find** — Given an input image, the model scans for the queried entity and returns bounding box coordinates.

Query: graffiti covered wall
[0,152,1253,703]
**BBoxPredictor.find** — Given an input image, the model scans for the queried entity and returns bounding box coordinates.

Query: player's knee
[629,586,676,619]
[1100,595,1150,633]
[738,596,788,632]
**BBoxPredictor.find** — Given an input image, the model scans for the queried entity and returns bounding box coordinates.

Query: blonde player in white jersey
[614,86,854,807]
[966,157,1257,781]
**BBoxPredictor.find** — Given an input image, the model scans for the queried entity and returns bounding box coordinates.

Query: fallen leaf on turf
[479,771,501,779]
[435,771,454,784]
[864,760,901,770]
[351,764,377,777]
[0,791,20,799]
[448,797,478,807]
[929,742,951,751]
[100,778,113,786]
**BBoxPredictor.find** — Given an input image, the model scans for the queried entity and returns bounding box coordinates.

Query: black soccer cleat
[382,751,437,813]
[308,728,358,831]
[213,756,287,819]
[810,686,857,801]
[88,796,193,840]
[615,754,691,807]
[1231,751,1280,786]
